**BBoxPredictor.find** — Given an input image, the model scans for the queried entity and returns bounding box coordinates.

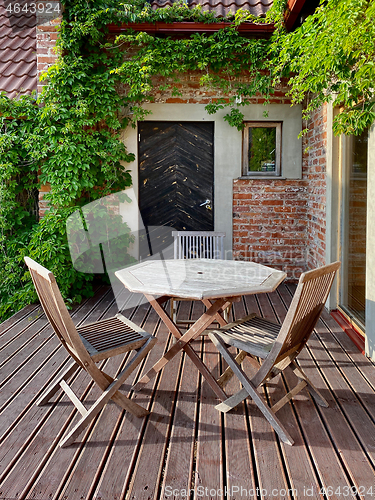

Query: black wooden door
[138,122,214,231]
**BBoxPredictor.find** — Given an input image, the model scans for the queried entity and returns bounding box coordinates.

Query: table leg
[132,295,233,400]
[202,298,231,327]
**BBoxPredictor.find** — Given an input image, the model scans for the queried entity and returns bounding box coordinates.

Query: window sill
[237,176,286,180]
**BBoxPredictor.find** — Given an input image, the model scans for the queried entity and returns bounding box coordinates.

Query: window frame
[242,121,282,177]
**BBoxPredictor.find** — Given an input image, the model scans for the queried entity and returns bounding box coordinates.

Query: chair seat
[25,256,157,447]
[209,261,340,446]
[77,314,148,362]
[214,314,281,358]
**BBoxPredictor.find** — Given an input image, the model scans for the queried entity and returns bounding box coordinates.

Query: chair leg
[209,333,294,446]
[290,361,329,408]
[36,361,80,406]
[170,298,178,324]
[60,338,156,447]
[223,304,231,323]
[100,370,149,417]
[217,350,248,388]
[60,381,121,447]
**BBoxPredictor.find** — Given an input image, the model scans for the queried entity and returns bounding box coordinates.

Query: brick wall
[232,104,328,279]
[36,14,60,216]
[146,71,293,105]
[233,179,308,279]
[36,18,60,96]
[304,104,327,269]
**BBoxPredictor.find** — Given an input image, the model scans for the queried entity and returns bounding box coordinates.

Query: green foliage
[112,26,273,128]
[0,93,39,234]
[0,0,136,320]
[0,94,98,320]
[34,38,134,206]
[272,0,375,135]
[0,94,39,319]
[1,0,375,321]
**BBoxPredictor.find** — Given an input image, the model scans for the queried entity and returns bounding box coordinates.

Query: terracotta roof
[0,0,37,98]
[150,0,273,18]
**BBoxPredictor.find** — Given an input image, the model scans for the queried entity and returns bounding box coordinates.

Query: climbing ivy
[0,95,97,319]
[0,0,284,320]
[1,0,374,320]
[272,0,375,136]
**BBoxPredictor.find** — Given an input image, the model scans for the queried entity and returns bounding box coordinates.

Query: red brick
[37,25,60,32]
[38,56,58,63]
[260,200,283,206]
[39,183,51,192]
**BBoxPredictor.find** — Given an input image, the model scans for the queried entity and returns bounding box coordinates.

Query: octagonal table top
[115,259,286,300]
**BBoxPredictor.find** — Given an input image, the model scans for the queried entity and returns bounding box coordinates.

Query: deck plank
[0,284,375,500]
[0,304,40,336]
[223,296,257,499]
[0,290,112,478]
[1,289,112,499]
[271,287,355,498]
[265,289,324,498]
[87,300,161,500]
[26,292,147,500]
[251,291,293,499]
[160,299,200,497]
[0,290,112,498]
[53,300,137,500]
[194,299,224,495]
[126,305,181,498]
[279,284,375,495]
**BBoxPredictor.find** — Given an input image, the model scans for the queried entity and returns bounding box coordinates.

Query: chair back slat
[33,272,67,343]
[275,261,340,362]
[25,257,91,365]
[172,231,225,260]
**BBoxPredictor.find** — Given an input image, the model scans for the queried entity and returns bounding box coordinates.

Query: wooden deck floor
[1,284,375,500]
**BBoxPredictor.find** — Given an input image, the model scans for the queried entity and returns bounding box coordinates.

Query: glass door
[340,130,368,331]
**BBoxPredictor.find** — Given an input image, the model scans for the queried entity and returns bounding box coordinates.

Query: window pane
[340,129,368,329]
[248,127,276,173]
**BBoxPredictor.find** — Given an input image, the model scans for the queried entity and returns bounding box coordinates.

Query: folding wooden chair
[171,230,227,324]
[208,261,341,445]
[25,257,157,447]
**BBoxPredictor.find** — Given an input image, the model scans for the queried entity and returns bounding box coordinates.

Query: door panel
[138,122,214,231]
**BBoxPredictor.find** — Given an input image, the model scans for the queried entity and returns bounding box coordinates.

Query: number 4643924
[6,3,61,14]
[319,486,374,497]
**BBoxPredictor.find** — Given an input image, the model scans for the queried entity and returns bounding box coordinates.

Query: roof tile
[150,0,273,18]
[0,0,37,98]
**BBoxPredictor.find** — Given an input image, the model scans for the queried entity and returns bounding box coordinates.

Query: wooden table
[115,259,286,400]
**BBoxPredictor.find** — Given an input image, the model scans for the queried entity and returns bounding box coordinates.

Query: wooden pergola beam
[107,21,274,37]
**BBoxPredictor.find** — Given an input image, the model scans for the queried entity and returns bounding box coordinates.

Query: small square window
[242,122,282,176]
